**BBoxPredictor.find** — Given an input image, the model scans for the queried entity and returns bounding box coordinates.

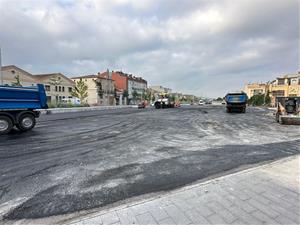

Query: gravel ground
[0,105,299,221]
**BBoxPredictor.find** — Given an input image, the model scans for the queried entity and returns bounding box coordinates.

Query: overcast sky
[0,0,299,97]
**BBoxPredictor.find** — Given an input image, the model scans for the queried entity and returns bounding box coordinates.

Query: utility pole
[0,47,3,85]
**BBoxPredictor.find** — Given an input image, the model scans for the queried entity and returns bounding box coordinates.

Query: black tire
[17,113,36,132]
[275,113,280,122]
[0,115,13,135]
[155,102,161,109]
[241,108,246,113]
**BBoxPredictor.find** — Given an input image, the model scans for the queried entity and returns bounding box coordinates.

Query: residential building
[71,74,115,106]
[244,83,269,99]
[244,72,300,106]
[1,65,36,86]
[100,70,147,104]
[149,85,172,94]
[1,65,75,103]
[35,73,75,103]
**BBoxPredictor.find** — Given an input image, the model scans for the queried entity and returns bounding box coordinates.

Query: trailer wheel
[17,114,36,132]
[0,115,13,135]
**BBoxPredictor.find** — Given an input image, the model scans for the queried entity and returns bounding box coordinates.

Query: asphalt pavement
[0,105,299,222]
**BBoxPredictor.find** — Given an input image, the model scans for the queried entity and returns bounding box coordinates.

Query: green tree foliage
[94,79,103,98]
[170,94,176,102]
[72,78,88,103]
[132,90,139,100]
[248,92,272,106]
[11,74,22,86]
[123,90,129,98]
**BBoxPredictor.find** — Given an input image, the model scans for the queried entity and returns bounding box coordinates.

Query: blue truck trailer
[0,84,47,134]
[225,92,248,113]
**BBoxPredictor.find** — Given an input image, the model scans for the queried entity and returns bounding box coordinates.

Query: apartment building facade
[100,70,147,104]
[1,65,75,103]
[71,75,115,106]
[245,72,300,105]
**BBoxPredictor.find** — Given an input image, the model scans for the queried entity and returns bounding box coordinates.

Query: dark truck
[275,97,300,125]
[225,92,248,113]
[0,84,48,134]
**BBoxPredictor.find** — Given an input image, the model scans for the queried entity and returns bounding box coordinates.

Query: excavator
[275,97,300,125]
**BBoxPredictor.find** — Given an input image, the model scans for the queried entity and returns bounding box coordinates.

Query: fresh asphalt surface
[0,105,299,220]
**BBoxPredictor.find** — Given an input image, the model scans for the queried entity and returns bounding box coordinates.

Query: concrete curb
[38,105,138,114]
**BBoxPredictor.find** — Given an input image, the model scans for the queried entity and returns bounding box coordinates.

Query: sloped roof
[34,73,75,84]
[1,65,34,77]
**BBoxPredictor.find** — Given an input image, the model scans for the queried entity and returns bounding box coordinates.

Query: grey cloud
[0,0,298,97]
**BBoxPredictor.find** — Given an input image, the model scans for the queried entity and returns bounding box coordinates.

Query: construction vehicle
[0,84,48,134]
[225,92,247,113]
[275,97,300,125]
[154,93,175,109]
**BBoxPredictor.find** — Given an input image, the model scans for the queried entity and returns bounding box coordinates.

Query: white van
[198,100,205,105]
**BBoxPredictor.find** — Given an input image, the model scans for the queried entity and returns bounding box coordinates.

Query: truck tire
[0,115,13,135]
[275,113,280,122]
[17,113,36,132]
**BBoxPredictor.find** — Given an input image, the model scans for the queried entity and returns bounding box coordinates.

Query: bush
[248,94,271,106]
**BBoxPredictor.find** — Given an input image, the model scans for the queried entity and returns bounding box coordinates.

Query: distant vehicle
[61,97,81,105]
[225,92,248,113]
[221,100,226,105]
[275,97,300,125]
[198,100,205,105]
[205,100,212,104]
[138,101,146,109]
[154,98,175,109]
[0,84,48,134]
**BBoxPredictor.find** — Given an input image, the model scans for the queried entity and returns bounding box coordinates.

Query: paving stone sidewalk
[68,156,300,225]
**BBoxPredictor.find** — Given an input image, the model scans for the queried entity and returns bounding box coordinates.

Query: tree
[132,90,138,100]
[265,91,271,105]
[72,78,88,103]
[94,79,103,99]
[123,90,129,99]
[11,74,22,87]
[170,94,176,102]
[248,94,265,106]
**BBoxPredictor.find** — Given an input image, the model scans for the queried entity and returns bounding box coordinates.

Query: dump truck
[0,84,48,134]
[275,97,300,125]
[225,92,248,113]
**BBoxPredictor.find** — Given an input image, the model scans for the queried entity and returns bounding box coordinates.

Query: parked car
[138,101,146,109]
[198,100,205,105]
[61,97,81,105]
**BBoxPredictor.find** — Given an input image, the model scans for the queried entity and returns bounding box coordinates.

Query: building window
[62,86,65,92]
[46,96,51,102]
[55,86,58,92]
[272,90,285,97]
[68,87,72,92]
[59,86,62,92]
[45,85,50,91]
[277,79,285,85]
